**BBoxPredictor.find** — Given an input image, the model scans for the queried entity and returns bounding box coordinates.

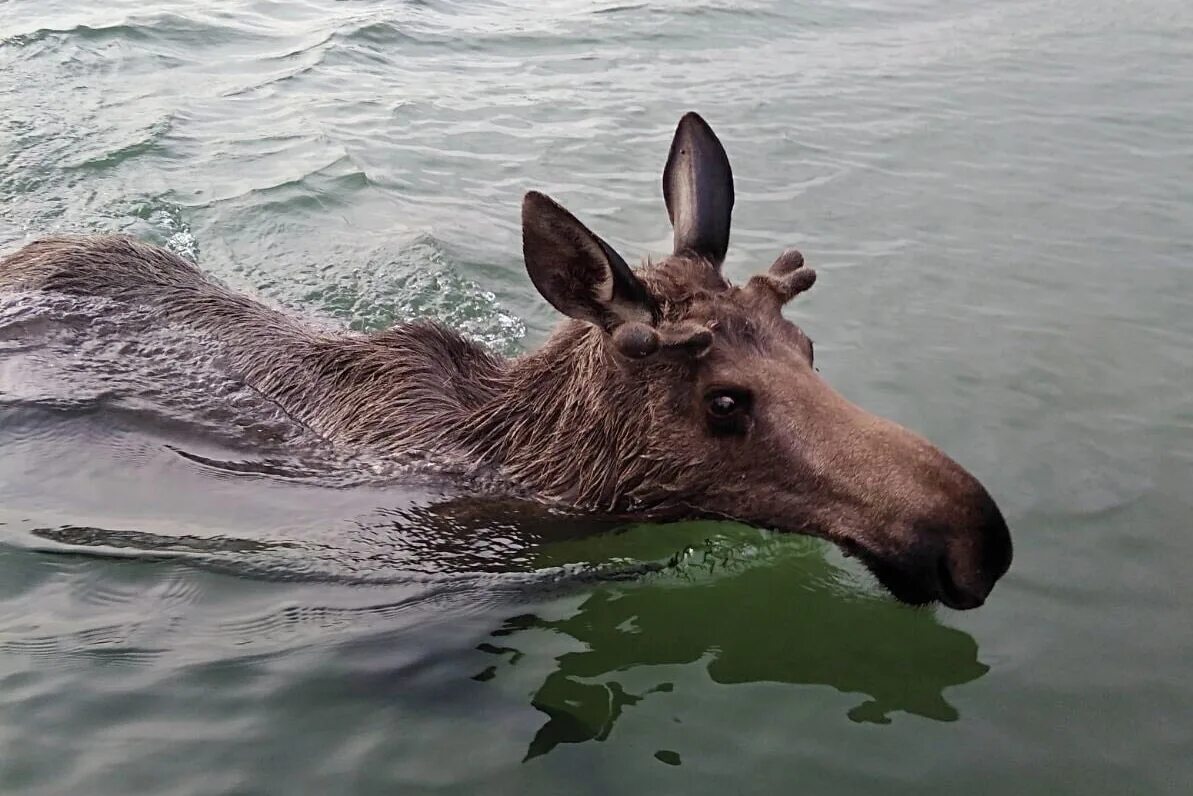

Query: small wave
[220,153,371,212]
[63,116,174,174]
[30,524,289,557]
[334,20,437,48]
[0,626,166,667]
[0,24,139,49]
[305,232,527,355]
[1,11,288,49]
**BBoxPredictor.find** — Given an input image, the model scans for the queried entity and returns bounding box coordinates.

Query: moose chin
[0,112,1011,609]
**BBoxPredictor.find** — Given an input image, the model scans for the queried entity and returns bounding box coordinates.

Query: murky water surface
[2,1,1191,793]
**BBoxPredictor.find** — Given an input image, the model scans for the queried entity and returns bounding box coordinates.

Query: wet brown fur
[0,236,780,513]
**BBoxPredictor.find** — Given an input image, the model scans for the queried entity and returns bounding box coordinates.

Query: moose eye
[704,388,752,434]
[709,394,738,416]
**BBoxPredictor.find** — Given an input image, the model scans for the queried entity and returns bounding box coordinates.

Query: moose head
[511,113,1012,609]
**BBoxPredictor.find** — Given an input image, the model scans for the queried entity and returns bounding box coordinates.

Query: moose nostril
[936,554,986,610]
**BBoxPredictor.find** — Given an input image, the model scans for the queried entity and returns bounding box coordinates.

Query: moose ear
[663,112,734,267]
[522,191,657,330]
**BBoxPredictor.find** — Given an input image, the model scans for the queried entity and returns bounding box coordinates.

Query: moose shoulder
[0,112,1011,609]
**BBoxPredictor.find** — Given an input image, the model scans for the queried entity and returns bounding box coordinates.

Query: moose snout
[862,485,1012,610]
[815,403,1015,609]
[930,488,1013,609]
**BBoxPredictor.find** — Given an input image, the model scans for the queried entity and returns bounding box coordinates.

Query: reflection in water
[474,527,989,760]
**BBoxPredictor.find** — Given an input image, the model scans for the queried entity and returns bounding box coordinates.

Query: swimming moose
[0,113,1012,608]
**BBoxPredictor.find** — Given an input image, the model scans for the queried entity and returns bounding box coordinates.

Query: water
[1,0,1191,792]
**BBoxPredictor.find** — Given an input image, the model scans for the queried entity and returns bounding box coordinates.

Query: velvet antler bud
[746,248,816,306]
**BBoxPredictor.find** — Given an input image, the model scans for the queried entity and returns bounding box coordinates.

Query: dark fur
[0,235,762,510]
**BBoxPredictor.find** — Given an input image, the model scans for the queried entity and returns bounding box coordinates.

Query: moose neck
[460,322,655,513]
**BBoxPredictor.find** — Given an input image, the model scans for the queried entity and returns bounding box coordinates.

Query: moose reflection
[470,525,989,761]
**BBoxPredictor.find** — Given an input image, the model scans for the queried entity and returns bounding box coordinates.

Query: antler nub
[769,248,805,277]
[746,248,816,305]
[658,321,713,356]
[611,320,713,359]
[612,322,661,359]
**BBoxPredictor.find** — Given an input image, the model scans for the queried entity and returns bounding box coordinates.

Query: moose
[0,113,1011,608]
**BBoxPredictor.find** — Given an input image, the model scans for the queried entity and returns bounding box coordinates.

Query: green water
[2,0,1191,793]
